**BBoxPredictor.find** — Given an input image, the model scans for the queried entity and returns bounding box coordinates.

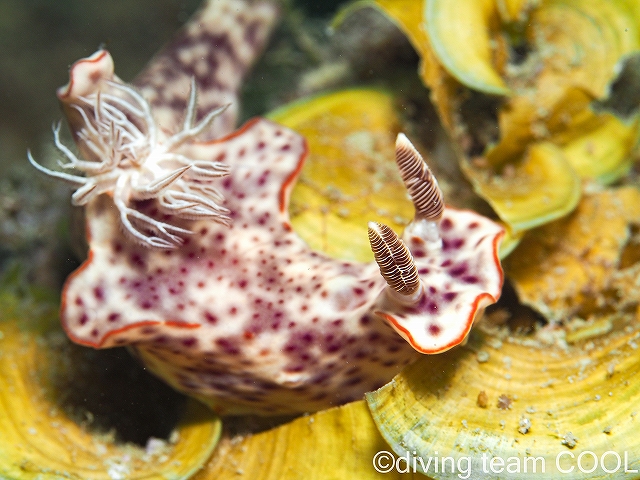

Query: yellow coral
[364,0,640,234]
[505,186,640,321]
[0,304,220,479]
[367,327,640,479]
[270,89,414,262]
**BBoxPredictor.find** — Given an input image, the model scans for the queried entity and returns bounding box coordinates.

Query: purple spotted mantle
[56,0,504,415]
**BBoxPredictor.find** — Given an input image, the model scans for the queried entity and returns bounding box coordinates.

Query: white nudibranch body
[29,78,231,248]
[37,49,504,415]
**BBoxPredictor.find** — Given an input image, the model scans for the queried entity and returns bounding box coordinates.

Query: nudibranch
[30,8,503,417]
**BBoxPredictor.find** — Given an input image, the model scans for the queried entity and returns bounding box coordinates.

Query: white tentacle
[30,77,230,249]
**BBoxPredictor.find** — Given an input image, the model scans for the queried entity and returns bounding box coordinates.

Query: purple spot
[449,265,467,277]
[285,364,304,373]
[215,338,240,355]
[300,332,314,344]
[441,218,453,231]
[107,313,120,322]
[130,253,146,268]
[79,314,88,326]
[182,337,198,347]
[93,286,104,301]
[443,292,458,302]
[428,324,441,335]
[257,170,270,186]
[463,276,479,284]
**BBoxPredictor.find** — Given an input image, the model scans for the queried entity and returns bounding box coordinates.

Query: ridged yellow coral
[505,186,640,322]
[270,89,414,262]
[367,327,640,479]
[0,298,221,479]
[363,0,640,234]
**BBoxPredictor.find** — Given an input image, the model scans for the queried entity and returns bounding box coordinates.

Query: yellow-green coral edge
[366,329,640,480]
[423,0,510,95]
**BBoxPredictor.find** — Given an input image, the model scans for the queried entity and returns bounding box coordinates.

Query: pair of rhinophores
[30,54,503,414]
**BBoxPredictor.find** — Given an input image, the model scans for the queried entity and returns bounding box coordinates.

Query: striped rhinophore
[395,133,444,221]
